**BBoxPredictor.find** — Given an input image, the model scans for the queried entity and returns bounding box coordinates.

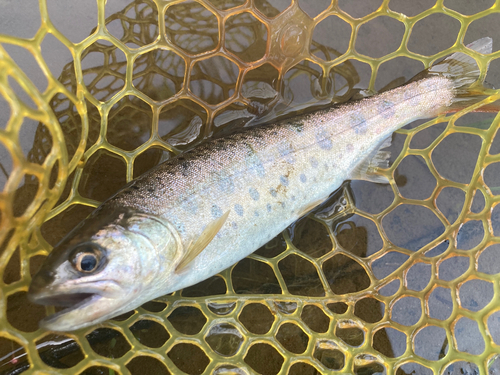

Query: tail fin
[428,37,492,95]
[409,37,493,112]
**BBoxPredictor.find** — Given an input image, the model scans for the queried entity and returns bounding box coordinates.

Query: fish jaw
[41,294,105,331]
[29,278,132,331]
[37,294,123,331]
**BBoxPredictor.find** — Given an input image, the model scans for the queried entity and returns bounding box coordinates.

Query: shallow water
[1,0,500,374]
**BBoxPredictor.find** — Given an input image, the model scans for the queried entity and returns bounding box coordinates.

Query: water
[1,0,500,374]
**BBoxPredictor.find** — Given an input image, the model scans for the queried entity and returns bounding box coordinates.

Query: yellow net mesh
[1,0,500,374]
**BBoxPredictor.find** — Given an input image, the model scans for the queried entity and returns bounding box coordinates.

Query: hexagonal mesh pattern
[1,0,500,374]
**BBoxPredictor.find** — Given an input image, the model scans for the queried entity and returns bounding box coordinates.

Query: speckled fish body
[28,38,492,331]
[112,76,454,284]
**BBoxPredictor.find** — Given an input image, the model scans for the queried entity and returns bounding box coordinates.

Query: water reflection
[205,323,244,356]
[2,0,488,373]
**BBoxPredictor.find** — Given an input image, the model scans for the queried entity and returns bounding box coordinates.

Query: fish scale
[28,38,492,331]
[107,77,454,289]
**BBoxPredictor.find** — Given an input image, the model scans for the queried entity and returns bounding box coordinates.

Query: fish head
[29,206,182,331]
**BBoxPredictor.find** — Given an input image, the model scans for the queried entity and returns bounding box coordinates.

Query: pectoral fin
[175,210,230,273]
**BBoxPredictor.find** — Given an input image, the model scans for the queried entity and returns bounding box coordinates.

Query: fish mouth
[31,292,103,326]
[32,292,97,307]
[28,277,126,331]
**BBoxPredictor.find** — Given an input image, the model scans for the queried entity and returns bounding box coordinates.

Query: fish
[29,37,492,331]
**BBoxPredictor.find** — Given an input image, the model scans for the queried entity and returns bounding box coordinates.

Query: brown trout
[29,38,492,331]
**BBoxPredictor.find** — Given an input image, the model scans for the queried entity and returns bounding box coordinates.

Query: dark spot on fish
[270,188,277,197]
[232,222,238,229]
[183,196,198,214]
[324,163,329,171]
[280,202,286,209]
[267,203,272,212]
[310,157,319,168]
[214,141,226,151]
[254,210,259,217]
[278,142,296,164]
[172,217,186,236]
[147,187,155,193]
[218,175,235,194]
[211,205,223,218]
[347,144,354,152]
[315,129,333,150]
[179,161,190,177]
[350,113,367,135]
[300,173,307,183]
[245,145,266,177]
[280,175,289,186]
[291,196,296,201]
[404,89,420,106]
[378,100,395,119]
[120,190,132,197]
[129,185,139,190]
[249,187,260,201]
[235,204,244,216]
[288,121,304,133]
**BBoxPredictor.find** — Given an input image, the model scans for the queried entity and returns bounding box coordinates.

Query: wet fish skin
[28,78,452,330]
[28,38,492,331]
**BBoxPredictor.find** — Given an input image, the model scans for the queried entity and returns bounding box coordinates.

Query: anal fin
[349,136,391,184]
[175,210,230,273]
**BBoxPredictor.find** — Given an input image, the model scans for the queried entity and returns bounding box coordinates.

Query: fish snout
[28,268,55,299]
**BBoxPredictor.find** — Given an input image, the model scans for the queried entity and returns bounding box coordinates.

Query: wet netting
[1,0,500,374]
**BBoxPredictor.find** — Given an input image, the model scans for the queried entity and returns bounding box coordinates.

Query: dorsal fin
[175,210,230,273]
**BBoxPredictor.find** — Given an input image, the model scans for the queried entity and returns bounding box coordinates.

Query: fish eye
[70,244,104,273]
[77,253,98,272]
